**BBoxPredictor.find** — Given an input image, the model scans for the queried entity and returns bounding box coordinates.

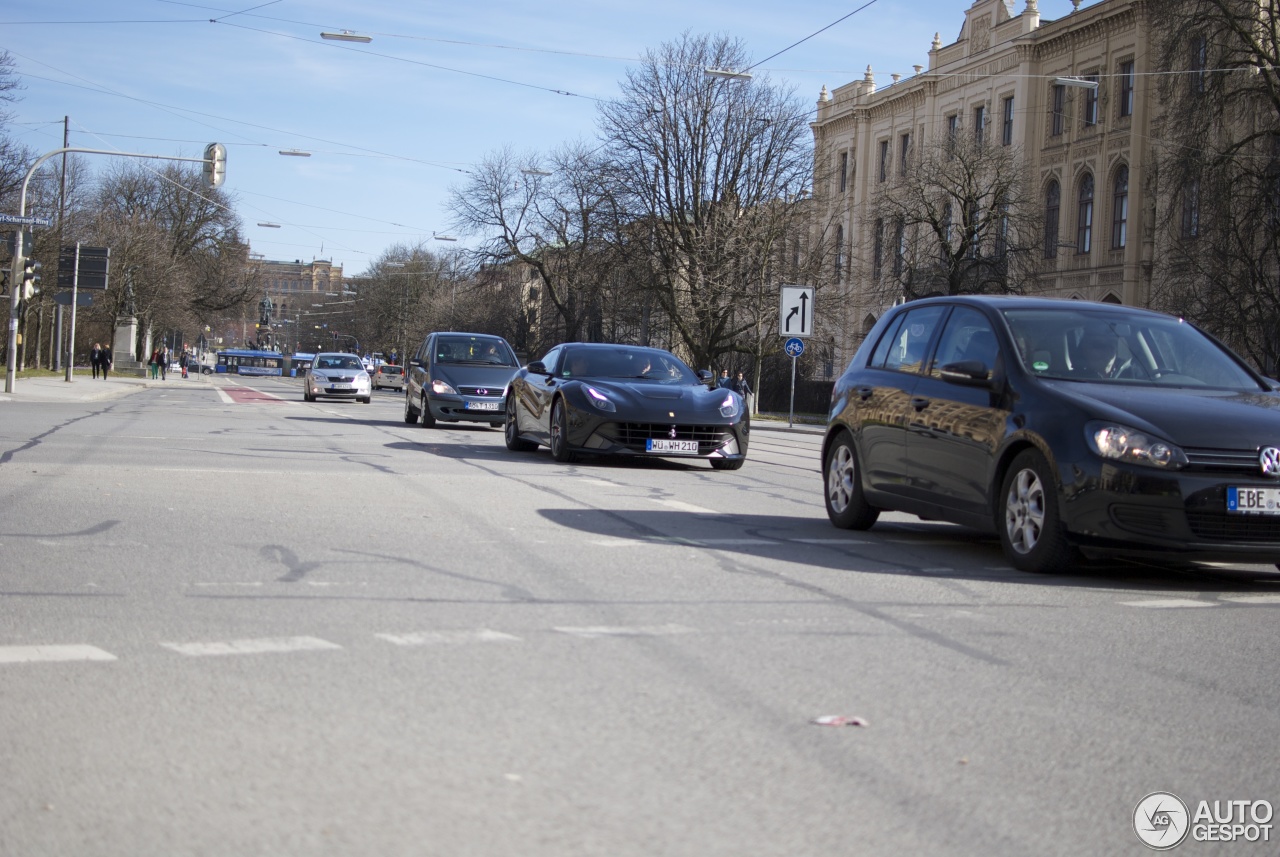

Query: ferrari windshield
[1002,308,1262,389]
[560,347,699,384]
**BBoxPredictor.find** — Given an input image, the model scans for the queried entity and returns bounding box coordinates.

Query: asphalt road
[2,373,1277,856]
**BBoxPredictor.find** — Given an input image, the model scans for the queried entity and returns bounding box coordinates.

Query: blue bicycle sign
[784,337,805,357]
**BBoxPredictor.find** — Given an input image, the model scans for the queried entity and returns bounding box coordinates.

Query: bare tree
[447,142,618,353]
[1147,0,1280,372]
[864,133,1041,304]
[597,32,815,370]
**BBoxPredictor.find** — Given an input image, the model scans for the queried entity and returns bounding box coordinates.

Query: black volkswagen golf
[823,295,1280,573]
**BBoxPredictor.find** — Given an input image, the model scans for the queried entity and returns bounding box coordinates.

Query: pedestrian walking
[159,345,169,380]
[101,345,112,379]
[180,349,190,379]
[730,371,754,415]
[149,348,161,379]
[90,343,103,379]
[717,368,732,388]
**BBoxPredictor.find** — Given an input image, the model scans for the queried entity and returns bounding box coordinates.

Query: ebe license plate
[1227,487,1280,514]
[646,438,699,454]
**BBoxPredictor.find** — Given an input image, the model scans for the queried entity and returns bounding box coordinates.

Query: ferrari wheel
[504,396,537,451]
[709,458,745,471]
[549,399,578,463]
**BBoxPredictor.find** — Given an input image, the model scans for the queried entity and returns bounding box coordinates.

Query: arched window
[1076,173,1094,254]
[1111,165,1129,249]
[1044,180,1061,258]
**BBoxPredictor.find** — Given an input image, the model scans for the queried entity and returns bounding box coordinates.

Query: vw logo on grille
[1261,447,1280,477]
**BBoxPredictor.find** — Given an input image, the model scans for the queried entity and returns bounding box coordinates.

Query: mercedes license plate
[1227,486,1280,514]
[464,401,499,411]
[647,438,699,454]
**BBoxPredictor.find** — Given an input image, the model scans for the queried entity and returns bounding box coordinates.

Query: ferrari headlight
[585,385,615,412]
[431,379,457,395]
[719,393,740,418]
[1086,422,1188,469]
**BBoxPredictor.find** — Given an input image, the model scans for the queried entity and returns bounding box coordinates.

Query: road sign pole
[789,353,797,428]
[64,244,80,383]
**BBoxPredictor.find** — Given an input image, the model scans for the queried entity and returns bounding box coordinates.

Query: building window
[1191,35,1208,94]
[873,218,885,281]
[893,218,906,279]
[879,140,890,182]
[835,224,845,282]
[994,198,1010,258]
[1119,60,1135,117]
[1002,96,1015,146]
[1111,165,1129,249]
[973,105,986,146]
[839,152,848,193]
[946,114,959,157]
[1181,179,1201,238]
[1051,85,1066,136]
[1077,173,1094,254]
[1083,74,1099,126]
[899,132,911,177]
[1044,180,1061,259]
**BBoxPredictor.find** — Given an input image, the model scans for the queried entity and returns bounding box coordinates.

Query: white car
[303,352,371,403]
[371,364,404,391]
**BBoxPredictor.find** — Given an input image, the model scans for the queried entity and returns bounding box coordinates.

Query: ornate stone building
[811,0,1153,361]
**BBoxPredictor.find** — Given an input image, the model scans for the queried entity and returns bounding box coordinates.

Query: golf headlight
[431,379,457,395]
[719,393,740,418]
[585,385,615,412]
[1087,422,1188,469]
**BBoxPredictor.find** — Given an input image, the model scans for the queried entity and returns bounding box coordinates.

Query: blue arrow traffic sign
[784,337,805,357]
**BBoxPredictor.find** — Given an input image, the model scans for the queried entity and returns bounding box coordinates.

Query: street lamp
[433,232,458,242]
[705,68,753,81]
[1053,76,1099,90]
[321,30,372,43]
[279,149,311,157]
[520,168,552,177]
[257,222,281,228]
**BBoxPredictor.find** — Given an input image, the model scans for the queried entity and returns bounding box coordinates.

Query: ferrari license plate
[1227,487,1280,514]
[647,438,699,454]
[464,401,499,411]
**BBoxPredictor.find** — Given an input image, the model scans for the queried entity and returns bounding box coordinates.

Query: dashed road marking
[553,624,696,638]
[1218,594,1280,605]
[0,645,117,664]
[160,636,342,656]
[1120,599,1219,609]
[651,499,719,515]
[376,629,521,646]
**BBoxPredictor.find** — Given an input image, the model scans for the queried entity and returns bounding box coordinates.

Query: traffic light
[203,142,226,189]
[22,259,41,299]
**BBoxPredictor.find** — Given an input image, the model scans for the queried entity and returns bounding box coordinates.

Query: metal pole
[789,353,797,428]
[64,243,79,382]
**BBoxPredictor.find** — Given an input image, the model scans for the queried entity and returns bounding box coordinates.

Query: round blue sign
[784,337,805,357]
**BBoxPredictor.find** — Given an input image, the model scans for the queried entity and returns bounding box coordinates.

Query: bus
[215,349,284,376]
[286,353,315,377]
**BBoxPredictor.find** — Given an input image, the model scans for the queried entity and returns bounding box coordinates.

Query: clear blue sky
[2,0,1083,276]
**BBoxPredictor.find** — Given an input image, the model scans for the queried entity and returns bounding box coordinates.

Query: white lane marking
[651,499,719,515]
[554,624,696,638]
[1121,599,1219,609]
[160,636,342,656]
[790,538,872,545]
[215,388,234,404]
[0,645,117,664]
[1218,594,1280,605]
[376,629,521,646]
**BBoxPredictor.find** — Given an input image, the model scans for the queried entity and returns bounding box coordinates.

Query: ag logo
[1134,792,1190,850]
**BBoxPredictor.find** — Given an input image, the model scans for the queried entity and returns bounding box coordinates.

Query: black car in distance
[504,342,749,469]
[823,295,1280,573]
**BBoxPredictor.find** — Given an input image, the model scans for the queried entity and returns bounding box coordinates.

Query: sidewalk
[0,370,210,403]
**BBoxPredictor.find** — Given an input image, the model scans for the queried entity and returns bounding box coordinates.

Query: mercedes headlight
[1086,422,1188,469]
[431,379,457,395]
